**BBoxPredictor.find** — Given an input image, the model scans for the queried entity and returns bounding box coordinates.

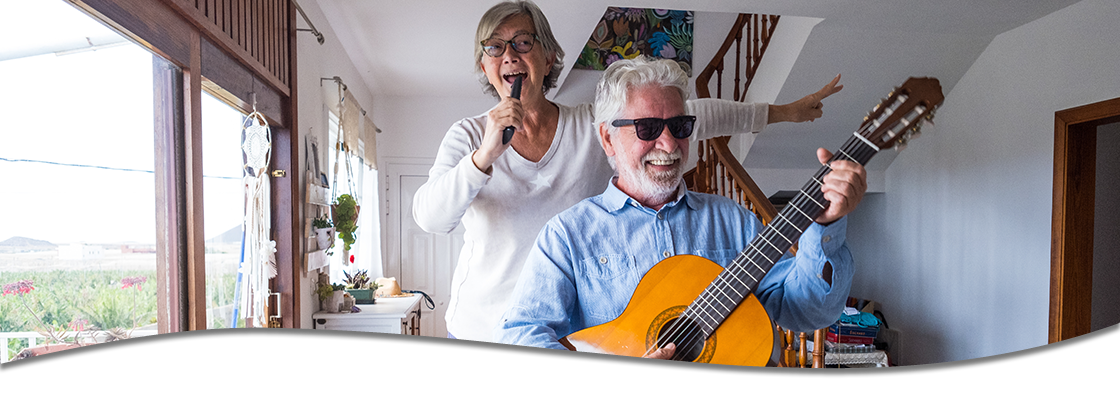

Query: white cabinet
[313,296,422,335]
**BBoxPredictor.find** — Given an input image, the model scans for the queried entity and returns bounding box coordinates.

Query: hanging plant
[332,194,359,251]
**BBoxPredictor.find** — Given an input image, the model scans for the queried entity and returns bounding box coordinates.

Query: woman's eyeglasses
[611,116,697,141]
[481,33,539,58]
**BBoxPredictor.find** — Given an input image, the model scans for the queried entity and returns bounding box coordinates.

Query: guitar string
[648,248,756,358]
[649,216,800,360]
[663,183,824,349]
[643,127,881,360]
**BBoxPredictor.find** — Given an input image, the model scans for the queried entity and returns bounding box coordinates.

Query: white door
[385,160,462,339]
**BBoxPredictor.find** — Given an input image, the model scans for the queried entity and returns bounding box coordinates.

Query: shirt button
[822,235,832,243]
[662,250,671,258]
[599,257,608,264]
[657,214,664,220]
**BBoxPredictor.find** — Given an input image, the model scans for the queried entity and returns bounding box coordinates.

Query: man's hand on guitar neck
[815,147,867,225]
[644,343,676,360]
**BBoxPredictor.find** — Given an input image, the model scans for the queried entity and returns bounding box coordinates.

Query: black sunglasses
[611,116,697,141]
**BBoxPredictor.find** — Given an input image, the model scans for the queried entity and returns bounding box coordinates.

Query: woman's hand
[472,95,523,173]
[768,74,844,124]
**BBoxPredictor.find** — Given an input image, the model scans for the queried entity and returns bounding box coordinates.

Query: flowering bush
[2,279,73,345]
[1,271,157,360]
[120,276,146,290]
[2,279,34,296]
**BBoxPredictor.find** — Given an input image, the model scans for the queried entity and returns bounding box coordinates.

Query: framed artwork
[574,7,694,76]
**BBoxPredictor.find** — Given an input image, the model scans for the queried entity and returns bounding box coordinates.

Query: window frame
[74,0,299,332]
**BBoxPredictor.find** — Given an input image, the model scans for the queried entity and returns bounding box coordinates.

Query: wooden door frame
[1050,96,1120,343]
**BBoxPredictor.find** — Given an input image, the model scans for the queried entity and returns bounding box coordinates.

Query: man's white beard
[617,148,684,204]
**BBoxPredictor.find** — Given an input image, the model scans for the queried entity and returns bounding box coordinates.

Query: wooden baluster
[776,326,788,367]
[783,329,795,367]
[798,332,808,367]
[716,59,724,99]
[812,328,826,368]
[733,15,743,101]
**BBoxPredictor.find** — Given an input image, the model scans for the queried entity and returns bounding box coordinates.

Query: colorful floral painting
[574,8,694,76]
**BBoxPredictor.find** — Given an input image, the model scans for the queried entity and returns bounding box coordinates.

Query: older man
[494,56,866,360]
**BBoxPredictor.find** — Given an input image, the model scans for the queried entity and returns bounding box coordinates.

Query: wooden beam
[184,29,208,331]
[153,54,187,334]
[163,0,291,96]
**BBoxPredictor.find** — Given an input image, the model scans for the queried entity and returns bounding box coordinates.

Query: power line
[0,157,240,180]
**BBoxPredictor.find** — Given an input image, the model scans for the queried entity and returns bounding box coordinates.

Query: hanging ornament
[235,105,276,328]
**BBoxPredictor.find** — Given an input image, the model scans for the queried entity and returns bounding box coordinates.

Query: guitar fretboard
[682,133,880,336]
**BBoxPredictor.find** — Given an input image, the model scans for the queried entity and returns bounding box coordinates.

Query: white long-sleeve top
[412,99,769,342]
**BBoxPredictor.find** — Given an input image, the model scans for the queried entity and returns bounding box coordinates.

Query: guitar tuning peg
[894,140,908,152]
[906,126,922,140]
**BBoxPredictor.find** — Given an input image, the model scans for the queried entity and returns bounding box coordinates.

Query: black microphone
[502,75,522,145]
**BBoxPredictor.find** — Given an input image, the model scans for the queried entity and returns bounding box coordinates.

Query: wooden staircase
[685,13,826,368]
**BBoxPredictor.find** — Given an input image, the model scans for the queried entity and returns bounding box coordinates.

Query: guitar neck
[682,133,880,336]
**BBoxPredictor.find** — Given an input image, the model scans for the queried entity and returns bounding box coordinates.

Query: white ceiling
[312,0,1080,171]
[2,1,1082,171]
[0,1,126,62]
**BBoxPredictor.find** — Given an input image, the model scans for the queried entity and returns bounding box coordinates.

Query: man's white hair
[593,56,690,170]
[593,56,690,142]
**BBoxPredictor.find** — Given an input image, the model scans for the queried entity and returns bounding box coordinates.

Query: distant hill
[208,225,243,245]
[0,236,56,247]
[0,236,58,253]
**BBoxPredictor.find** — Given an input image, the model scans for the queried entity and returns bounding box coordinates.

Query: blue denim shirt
[494,179,853,350]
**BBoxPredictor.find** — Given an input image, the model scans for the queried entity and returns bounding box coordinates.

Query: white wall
[295,1,380,329]
[845,0,1120,365]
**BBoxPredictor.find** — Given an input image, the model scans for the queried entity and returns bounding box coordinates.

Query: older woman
[412,0,842,342]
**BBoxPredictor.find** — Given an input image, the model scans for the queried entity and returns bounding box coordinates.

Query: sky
[0,2,246,245]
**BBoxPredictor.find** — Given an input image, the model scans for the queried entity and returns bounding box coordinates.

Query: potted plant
[315,275,347,313]
[343,269,380,304]
[312,214,334,251]
[332,194,359,254]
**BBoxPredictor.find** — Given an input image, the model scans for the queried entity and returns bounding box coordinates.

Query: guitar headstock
[859,77,945,151]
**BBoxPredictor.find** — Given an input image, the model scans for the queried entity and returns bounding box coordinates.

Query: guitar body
[563,255,775,366]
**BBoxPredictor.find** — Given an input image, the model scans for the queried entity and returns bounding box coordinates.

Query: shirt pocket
[575,253,640,324]
[693,249,740,268]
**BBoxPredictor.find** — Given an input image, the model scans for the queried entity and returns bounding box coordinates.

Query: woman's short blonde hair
[474,1,565,98]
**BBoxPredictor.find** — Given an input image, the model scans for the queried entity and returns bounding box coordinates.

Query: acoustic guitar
[561,77,945,366]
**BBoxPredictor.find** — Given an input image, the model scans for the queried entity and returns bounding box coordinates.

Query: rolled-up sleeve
[687,98,769,140]
[754,216,852,333]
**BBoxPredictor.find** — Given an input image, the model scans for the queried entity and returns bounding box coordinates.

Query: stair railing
[686,13,827,368]
[695,13,780,101]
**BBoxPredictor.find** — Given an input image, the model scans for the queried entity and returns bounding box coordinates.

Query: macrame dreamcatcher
[235,106,277,328]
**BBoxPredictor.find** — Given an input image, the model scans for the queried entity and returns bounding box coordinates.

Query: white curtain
[362,114,379,170]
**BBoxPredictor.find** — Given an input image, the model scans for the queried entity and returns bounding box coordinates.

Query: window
[0,1,161,361]
[325,111,382,284]
[201,91,247,329]
[6,0,304,362]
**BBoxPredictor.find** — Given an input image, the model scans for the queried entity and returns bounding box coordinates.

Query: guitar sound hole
[656,317,706,362]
